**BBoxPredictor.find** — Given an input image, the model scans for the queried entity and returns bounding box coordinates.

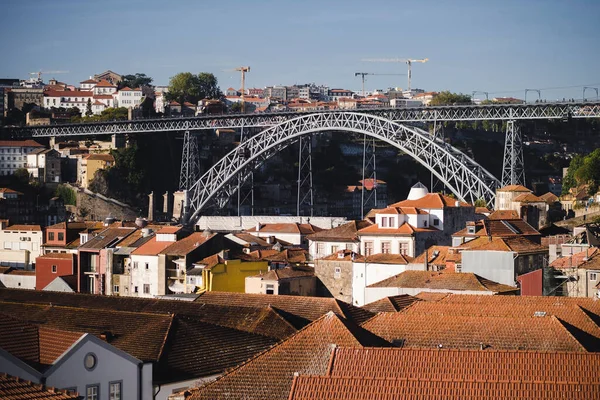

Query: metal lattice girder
[179,129,200,191]
[501,121,526,186]
[297,135,314,216]
[186,112,501,222]
[11,102,600,137]
[361,135,377,219]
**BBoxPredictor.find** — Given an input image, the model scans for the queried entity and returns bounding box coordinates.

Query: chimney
[424,249,429,271]
[148,191,155,222]
[267,235,275,244]
[256,222,262,232]
[455,200,460,207]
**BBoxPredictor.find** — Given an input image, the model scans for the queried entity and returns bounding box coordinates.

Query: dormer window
[389,217,395,227]
[381,217,388,228]
[467,226,476,234]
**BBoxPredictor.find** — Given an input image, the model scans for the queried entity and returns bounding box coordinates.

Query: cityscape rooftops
[389,193,472,209]
[0,373,79,399]
[496,184,532,192]
[0,140,44,148]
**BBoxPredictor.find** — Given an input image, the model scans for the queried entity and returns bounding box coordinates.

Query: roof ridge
[551,316,589,352]
[156,314,175,362]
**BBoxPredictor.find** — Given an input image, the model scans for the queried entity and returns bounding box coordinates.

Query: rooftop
[362,294,421,313]
[497,184,532,192]
[3,224,42,231]
[389,193,472,209]
[160,231,216,256]
[0,373,79,399]
[247,223,323,235]
[307,220,372,242]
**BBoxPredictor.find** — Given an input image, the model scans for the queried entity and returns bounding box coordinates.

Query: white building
[26,148,61,183]
[43,90,94,114]
[129,227,179,297]
[0,224,44,269]
[0,267,36,289]
[246,223,323,247]
[0,140,44,176]
[115,87,143,109]
[92,80,117,95]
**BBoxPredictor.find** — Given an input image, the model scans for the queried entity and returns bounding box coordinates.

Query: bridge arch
[187,112,500,221]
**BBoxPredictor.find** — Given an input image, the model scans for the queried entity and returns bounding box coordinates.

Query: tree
[474,198,487,208]
[429,91,472,106]
[13,168,30,185]
[119,73,153,89]
[562,154,584,194]
[85,98,93,117]
[167,72,222,104]
[229,102,243,113]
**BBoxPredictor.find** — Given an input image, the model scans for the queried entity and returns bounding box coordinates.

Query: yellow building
[78,154,115,188]
[190,253,268,293]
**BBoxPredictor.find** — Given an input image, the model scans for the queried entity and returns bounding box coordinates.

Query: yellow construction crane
[360,58,428,92]
[354,72,405,97]
[234,66,250,113]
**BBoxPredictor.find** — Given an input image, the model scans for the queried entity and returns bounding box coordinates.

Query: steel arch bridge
[185,112,500,222]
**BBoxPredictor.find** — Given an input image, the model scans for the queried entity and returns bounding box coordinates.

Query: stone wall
[313,258,353,303]
[74,185,138,221]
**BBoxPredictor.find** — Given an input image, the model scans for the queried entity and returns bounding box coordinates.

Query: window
[266,284,274,295]
[86,384,99,400]
[334,267,342,279]
[331,245,338,254]
[381,217,388,227]
[399,242,409,255]
[133,261,139,269]
[423,220,428,227]
[364,241,374,256]
[58,232,64,241]
[389,217,395,227]
[143,284,150,294]
[591,273,598,281]
[52,265,57,273]
[316,243,325,255]
[134,286,138,293]
[345,243,353,250]
[113,285,119,293]
[433,219,439,226]
[145,262,149,270]
[109,381,122,400]
[84,353,97,370]
[381,241,391,254]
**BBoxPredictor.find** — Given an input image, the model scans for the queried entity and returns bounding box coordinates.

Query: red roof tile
[247,223,323,235]
[0,140,44,148]
[390,193,472,209]
[362,295,421,313]
[160,232,215,256]
[0,373,79,399]
[497,184,531,192]
[550,246,600,270]
[3,224,41,231]
[131,236,175,256]
[307,220,372,242]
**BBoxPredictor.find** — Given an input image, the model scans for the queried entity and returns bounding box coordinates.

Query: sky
[1,0,599,101]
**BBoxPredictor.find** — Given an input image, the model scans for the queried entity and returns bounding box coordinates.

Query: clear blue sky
[1,0,599,100]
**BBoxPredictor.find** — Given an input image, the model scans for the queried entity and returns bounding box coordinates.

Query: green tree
[119,73,153,89]
[55,184,77,205]
[85,98,93,117]
[13,168,30,184]
[474,198,487,208]
[167,72,222,104]
[429,91,472,106]
[562,155,584,195]
[229,102,243,113]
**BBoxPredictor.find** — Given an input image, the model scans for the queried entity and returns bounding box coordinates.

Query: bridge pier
[361,135,377,219]
[297,135,314,217]
[501,120,526,187]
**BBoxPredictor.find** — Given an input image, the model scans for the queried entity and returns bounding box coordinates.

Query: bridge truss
[185,113,500,222]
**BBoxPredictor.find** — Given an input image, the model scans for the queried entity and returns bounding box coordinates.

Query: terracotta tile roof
[93,94,114,99]
[45,90,93,98]
[94,79,116,87]
[0,301,173,362]
[83,153,115,162]
[357,222,416,236]
[362,313,586,352]
[194,292,375,329]
[261,249,309,263]
[80,78,98,84]
[550,247,600,270]
[183,312,389,400]
[540,192,560,203]
[36,253,74,260]
[157,225,183,234]
[247,223,324,235]
[288,375,600,400]
[389,193,472,209]
[412,245,451,267]
[0,289,298,341]
[458,236,547,254]
[155,315,278,384]
[0,140,44,148]
[3,224,42,231]
[193,253,223,270]
[414,292,451,301]
[0,188,22,195]
[475,206,491,214]
[79,227,136,250]
[427,294,600,351]
[0,373,79,399]
[487,209,520,219]
[496,184,532,192]
[362,295,421,313]
[328,347,600,382]
[254,267,314,281]
[160,232,216,256]
[131,235,176,256]
[513,192,544,203]
[453,219,541,238]
[368,270,518,294]
[307,220,373,242]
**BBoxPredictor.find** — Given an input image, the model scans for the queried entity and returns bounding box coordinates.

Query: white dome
[407,182,429,200]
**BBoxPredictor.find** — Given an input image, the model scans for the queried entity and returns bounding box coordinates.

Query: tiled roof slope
[306,220,372,242]
[458,236,547,254]
[487,209,521,219]
[389,193,472,208]
[453,218,541,238]
[288,376,599,400]
[0,289,297,340]
[550,247,600,270]
[160,232,216,256]
[496,184,531,192]
[329,347,600,382]
[414,292,450,301]
[257,267,314,281]
[247,223,323,235]
[0,373,79,399]
[194,292,375,328]
[411,245,451,267]
[78,227,136,250]
[0,301,173,362]
[362,295,421,313]
[362,313,586,352]
[423,294,600,351]
[183,312,388,400]
[368,270,518,294]
[155,315,277,384]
